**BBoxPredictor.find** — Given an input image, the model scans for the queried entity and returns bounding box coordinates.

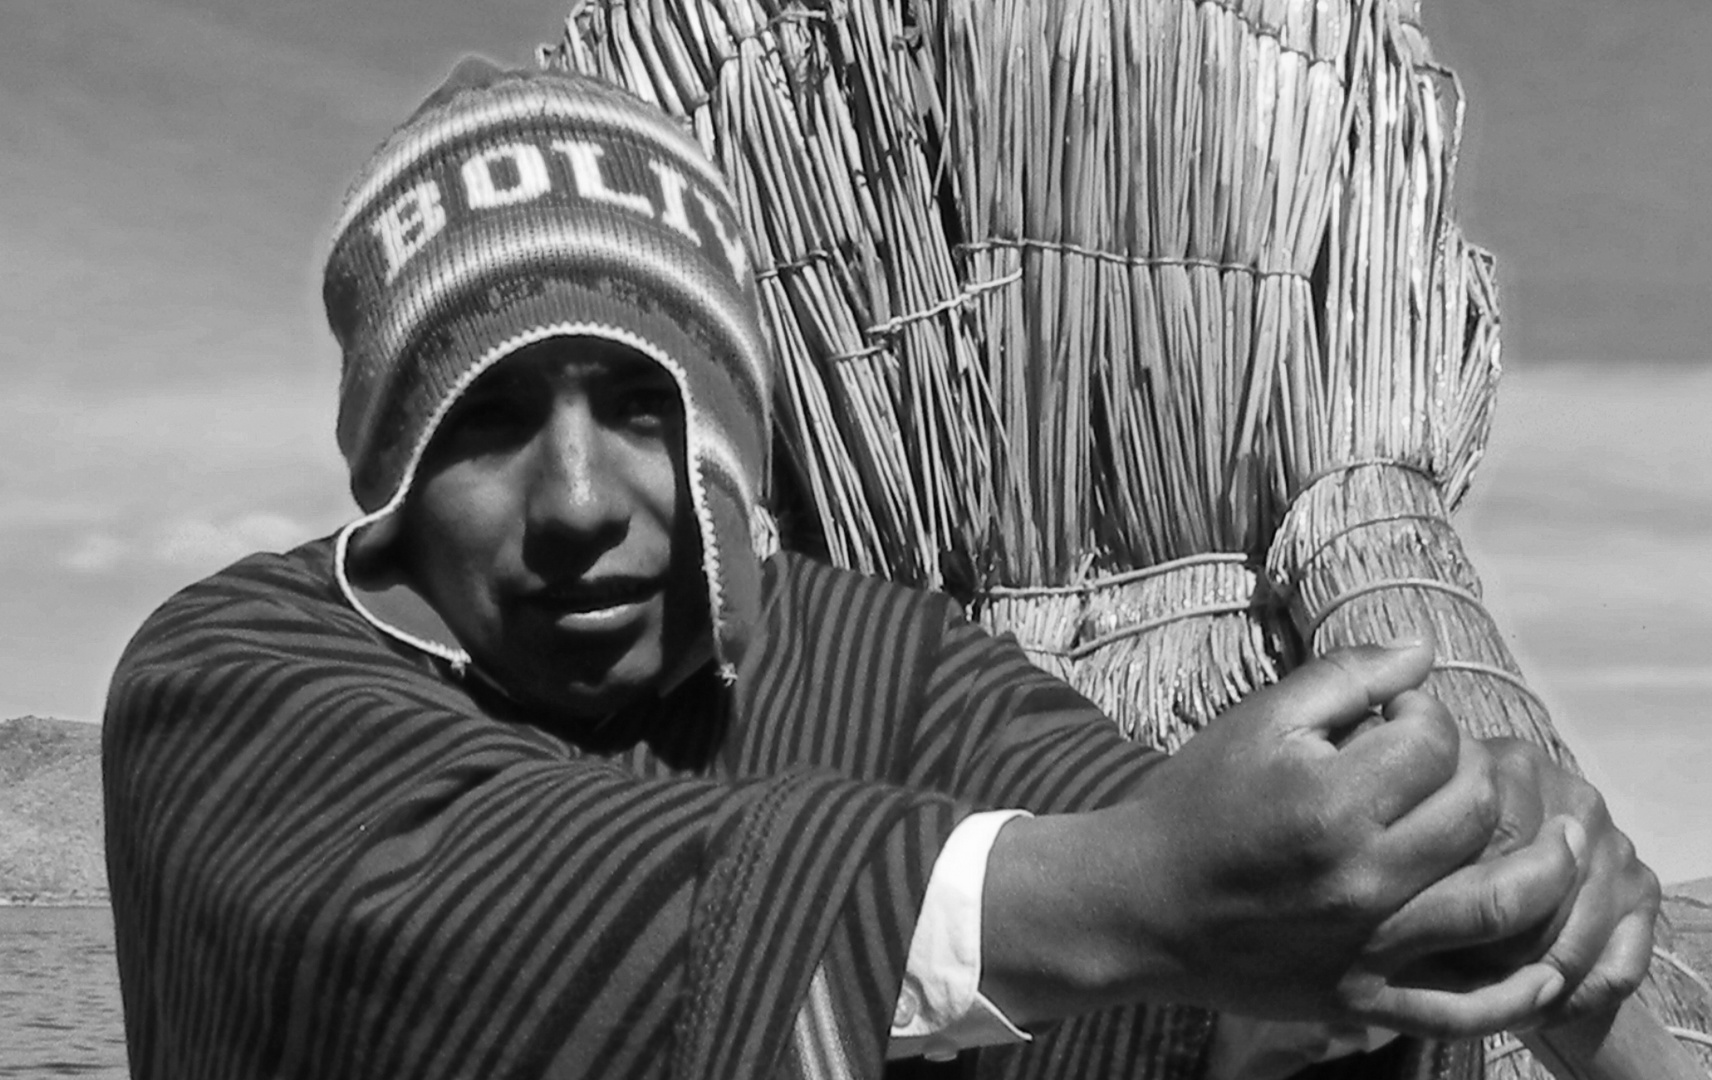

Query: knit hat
[323,57,774,680]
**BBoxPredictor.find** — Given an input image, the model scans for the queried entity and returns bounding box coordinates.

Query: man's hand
[1380,737,1661,1032]
[981,641,1587,1037]
[1115,641,1592,1033]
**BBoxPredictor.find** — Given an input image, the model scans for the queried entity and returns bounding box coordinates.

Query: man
[103,60,1657,1080]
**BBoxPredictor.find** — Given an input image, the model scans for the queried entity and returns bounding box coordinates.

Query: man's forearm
[972,643,1608,1039]
[979,809,1182,1026]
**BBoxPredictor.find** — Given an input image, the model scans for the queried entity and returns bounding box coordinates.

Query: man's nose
[525,401,625,537]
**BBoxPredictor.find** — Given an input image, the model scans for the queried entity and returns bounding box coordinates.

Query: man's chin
[549,682,647,721]
[519,654,666,721]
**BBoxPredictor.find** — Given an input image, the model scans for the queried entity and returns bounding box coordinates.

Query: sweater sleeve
[898,599,1227,1080]
[904,600,1165,814]
[102,552,960,1080]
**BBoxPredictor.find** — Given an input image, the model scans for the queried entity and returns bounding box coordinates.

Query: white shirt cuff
[887,809,1034,1061]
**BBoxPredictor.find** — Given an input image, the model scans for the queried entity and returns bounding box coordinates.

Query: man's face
[399,336,709,719]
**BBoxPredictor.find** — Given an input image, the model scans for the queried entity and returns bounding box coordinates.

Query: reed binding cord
[982,550,1251,598]
[1267,459,1569,760]
[827,268,1022,364]
[977,553,1275,750]
[956,238,1316,280]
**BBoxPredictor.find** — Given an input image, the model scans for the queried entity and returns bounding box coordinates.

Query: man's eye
[458,397,523,429]
[616,386,679,427]
[441,394,534,450]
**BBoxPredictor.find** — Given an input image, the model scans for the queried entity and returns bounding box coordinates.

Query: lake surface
[0,906,128,1078]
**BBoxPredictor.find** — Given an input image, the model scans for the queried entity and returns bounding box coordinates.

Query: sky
[4,0,1708,881]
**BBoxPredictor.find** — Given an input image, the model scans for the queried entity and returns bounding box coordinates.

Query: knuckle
[1472,881,1520,940]
[1463,762,1503,838]
[1639,866,1662,911]
[1329,864,1390,920]
[1611,829,1638,869]
[1583,786,1613,829]
[1565,966,1645,1021]
[1334,973,1394,1028]
[1319,646,1368,675]
[1488,736,1538,777]
[1335,970,1383,1012]
[1607,962,1647,1001]
[1275,774,1346,855]
[1318,782,1375,837]
[1316,652,1373,709]
[1396,701,1462,772]
[1416,702,1461,758]
[1292,812,1347,877]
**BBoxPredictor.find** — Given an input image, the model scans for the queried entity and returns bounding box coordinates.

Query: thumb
[1255,639,1436,741]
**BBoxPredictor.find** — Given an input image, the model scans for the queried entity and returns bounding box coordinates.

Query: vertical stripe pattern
[104,541,1167,1079]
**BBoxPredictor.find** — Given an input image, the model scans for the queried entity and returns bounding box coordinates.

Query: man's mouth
[529,575,663,615]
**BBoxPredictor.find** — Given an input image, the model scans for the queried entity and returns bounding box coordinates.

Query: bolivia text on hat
[370,140,750,284]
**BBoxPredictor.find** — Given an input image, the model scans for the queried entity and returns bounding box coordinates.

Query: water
[0,907,128,1078]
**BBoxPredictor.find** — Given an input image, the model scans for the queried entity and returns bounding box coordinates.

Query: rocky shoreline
[1,715,108,901]
[1663,891,1712,980]
[1,892,110,908]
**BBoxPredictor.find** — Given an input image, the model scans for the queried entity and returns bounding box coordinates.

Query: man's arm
[974,641,1657,1039]
[102,557,960,1080]
[899,603,1655,1044]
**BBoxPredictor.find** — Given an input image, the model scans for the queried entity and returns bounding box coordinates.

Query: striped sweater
[104,539,1191,1080]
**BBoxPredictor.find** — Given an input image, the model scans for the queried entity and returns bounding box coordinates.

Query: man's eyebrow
[467,348,674,392]
[461,367,529,396]
[590,356,675,384]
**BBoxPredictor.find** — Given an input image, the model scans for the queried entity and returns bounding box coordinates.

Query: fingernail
[1383,636,1425,650]
[1534,969,1565,1011]
[1561,818,1588,865]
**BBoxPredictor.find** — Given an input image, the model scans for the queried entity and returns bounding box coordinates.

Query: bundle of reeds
[543,0,1712,1076]
[555,0,1017,588]
[548,0,1321,750]
[920,0,1351,750]
[1263,5,1712,1077]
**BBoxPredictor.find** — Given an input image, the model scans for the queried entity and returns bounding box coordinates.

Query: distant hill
[1672,876,1712,907]
[0,716,107,904]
